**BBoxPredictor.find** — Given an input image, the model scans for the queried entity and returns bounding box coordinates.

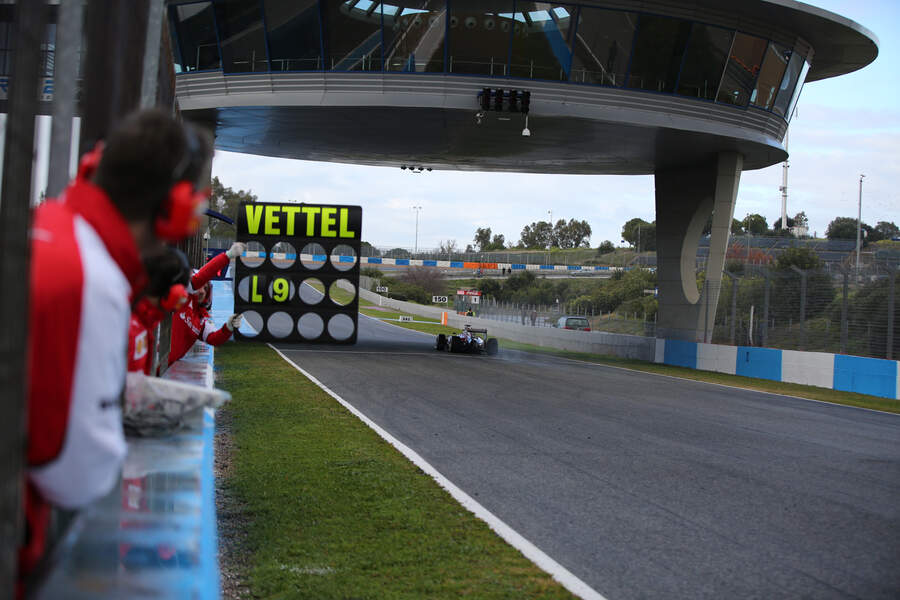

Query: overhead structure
[166,0,877,341]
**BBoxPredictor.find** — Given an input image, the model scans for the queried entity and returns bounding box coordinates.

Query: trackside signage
[234,202,362,344]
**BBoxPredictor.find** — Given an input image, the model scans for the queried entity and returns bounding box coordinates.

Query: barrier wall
[654,339,900,400]
[361,285,900,401]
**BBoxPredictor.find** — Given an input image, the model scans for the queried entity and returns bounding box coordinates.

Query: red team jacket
[167,251,233,366]
[23,180,146,577]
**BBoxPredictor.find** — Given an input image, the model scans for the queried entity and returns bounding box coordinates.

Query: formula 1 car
[436,325,499,355]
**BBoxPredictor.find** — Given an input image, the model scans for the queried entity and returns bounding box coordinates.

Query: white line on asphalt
[268,342,609,600]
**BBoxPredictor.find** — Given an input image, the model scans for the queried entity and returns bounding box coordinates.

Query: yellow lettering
[251,276,263,303]
[321,207,337,237]
[264,204,281,235]
[301,206,321,236]
[245,205,264,235]
[338,208,356,238]
[283,206,301,236]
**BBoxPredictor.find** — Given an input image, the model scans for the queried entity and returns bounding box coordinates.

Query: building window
[569,7,635,86]
[383,0,446,73]
[509,3,575,82]
[773,49,806,117]
[751,42,790,110]
[447,0,514,76]
[626,15,691,93]
[170,1,221,72]
[784,58,809,121]
[215,0,269,73]
[322,0,383,71]
[675,23,731,101]
[716,32,766,106]
[264,0,323,72]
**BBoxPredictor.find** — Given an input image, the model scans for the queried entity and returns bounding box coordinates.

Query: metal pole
[887,268,896,360]
[412,206,421,255]
[730,274,737,345]
[762,270,770,347]
[47,0,85,198]
[0,2,46,589]
[140,0,165,108]
[840,270,849,354]
[856,174,865,278]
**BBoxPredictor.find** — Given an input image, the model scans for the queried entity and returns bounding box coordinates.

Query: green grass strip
[215,343,578,600]
[365,306,900,414]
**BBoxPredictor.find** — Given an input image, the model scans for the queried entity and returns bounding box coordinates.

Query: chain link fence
[469,261,897,360]
[709,262,898,359]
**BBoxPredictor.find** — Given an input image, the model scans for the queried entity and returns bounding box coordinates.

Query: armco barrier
[654,339,900,400]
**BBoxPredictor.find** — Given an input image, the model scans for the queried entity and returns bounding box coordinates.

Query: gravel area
[215,406,252,599]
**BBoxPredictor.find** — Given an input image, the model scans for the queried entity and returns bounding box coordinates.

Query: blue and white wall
[655,340,900,400]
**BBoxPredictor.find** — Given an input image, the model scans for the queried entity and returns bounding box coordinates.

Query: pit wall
[360,286,900,401]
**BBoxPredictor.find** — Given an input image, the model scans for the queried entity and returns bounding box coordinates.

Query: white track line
[268,343,608,600]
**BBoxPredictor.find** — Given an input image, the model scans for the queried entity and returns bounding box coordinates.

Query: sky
[17,1,898,251]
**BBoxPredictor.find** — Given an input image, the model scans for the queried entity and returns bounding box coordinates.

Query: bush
[361,267,384,278]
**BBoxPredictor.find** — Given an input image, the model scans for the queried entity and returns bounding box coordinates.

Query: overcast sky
[209,1,895,250]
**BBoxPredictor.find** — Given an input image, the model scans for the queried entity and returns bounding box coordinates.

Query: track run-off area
[265,313,900,600]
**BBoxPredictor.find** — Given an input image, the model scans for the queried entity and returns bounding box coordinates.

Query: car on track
[436,325,499,355]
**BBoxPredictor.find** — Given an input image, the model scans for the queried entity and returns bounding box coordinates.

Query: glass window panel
[569,8,636,86]
[751,42,789,110]
[383,1,446,73]
[716,32,766,106]
[264,1,322,71]
[170,2,220,72]
[448,0,514,76]
[773,49,805,116]
[675,23,731,101]
[215,0,268,73]
[626,15,691,93]
[509,3,574,81]
[785,58,810,121]
[322,0,383,71]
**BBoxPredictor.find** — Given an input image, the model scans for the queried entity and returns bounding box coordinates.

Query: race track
[272,315,900,600]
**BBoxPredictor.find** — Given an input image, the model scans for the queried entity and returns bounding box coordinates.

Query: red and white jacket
[23,180,146,574]
[168,252,232,366]
[127,299,165,375]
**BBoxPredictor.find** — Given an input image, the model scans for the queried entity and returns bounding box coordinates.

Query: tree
[621,218,649,248]
[489,233,506,250]
[597,240,615,255]
[873,221,899,242]
[742,213,768,235]
[208,176,257,240]
[793,211,809,229]
[771,215,795,231]
[473,227,492,252]
[825,217,864,240]
[519,221,553,249]
[703,217,744,235]
[565,219,592,248]
[438,239,458,257]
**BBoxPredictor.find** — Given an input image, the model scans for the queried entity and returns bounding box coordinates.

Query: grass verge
[366,305,900,414]
[215,343,577,600]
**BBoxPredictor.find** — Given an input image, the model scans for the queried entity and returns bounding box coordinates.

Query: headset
[155,124,210,242]
[146,247,191,312]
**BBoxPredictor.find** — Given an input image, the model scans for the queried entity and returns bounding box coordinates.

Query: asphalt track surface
[273,315,900,600]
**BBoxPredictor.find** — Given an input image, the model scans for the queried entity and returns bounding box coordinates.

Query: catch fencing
[470,262,897,360]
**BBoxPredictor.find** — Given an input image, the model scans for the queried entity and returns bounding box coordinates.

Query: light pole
[412,205,422,255]
[856,174,865,277]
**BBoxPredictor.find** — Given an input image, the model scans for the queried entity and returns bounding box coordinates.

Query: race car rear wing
[464,326,488,334]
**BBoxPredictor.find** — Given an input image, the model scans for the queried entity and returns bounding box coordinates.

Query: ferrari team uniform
[23,180,146,575]
[168,251,233,366]
[127,299,165,375]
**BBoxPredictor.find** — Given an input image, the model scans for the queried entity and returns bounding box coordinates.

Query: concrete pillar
[655,152,743,341]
